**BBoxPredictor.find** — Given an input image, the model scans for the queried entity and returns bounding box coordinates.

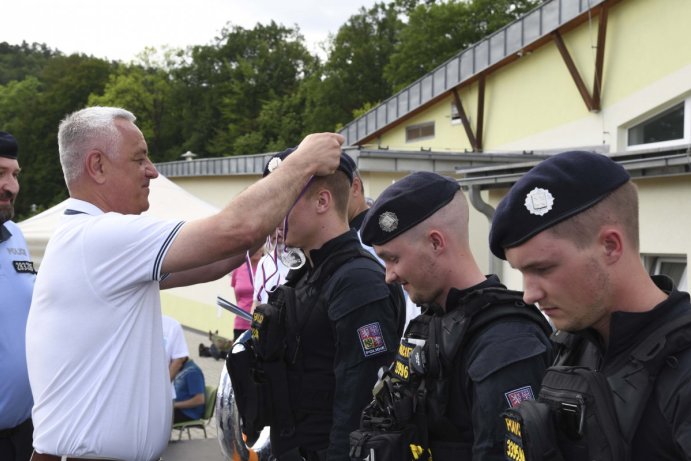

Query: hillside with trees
[0,0,539,219]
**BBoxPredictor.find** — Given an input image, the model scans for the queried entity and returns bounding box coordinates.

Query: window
[642,254,688,291]
[627,100,690,150]
[451,102,462,125]
[406,122,435,142]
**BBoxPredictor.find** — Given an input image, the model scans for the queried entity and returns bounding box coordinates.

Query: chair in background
[172,385,218,440]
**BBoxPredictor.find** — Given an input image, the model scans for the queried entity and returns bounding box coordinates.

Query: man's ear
[315,188,331,214]
[352,177,363,198]
[600,227,623,264]
[428,229,446,253]
[85,150,107,184]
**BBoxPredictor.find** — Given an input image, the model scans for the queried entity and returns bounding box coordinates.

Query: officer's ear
[315,188,331,214]
[599,227,623,265]
[428,229,446,253]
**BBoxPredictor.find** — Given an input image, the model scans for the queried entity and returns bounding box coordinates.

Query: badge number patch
[357,322,387,357]
[13,260,36,274]
[505,385,535,408]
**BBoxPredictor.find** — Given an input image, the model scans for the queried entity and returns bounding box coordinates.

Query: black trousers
[0,418,33,461]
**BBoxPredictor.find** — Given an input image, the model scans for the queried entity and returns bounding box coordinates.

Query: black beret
[489,151,630,260]
[263,147,354,184]
[342,152,357,175]
[0,132,18,159]
[361,171,460,246]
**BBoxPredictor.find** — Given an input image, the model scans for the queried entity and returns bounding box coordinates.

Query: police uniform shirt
[0,220,35,430]
[278,229,403,460]
[429,275,552,460]
[26,198,185,461]
[560,275,691,460]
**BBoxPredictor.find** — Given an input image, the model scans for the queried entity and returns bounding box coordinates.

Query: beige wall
[161,278,236,338]
[165,0,691,311]
[486,178,691,292]
[172,176,260,209]
[370,0,691,154]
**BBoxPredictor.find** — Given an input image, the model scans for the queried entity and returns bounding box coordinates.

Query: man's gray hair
[58,106,136,185]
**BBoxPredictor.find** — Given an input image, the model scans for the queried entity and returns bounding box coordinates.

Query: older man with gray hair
[26,106,342,461]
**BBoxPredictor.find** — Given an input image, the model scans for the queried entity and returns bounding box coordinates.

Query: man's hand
[285,132,345,177]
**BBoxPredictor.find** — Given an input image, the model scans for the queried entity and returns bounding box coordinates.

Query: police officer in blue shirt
[0,132,36,461]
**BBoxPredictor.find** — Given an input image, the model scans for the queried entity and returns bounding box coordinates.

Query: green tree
[384,0,540,91]
[172,21,316,157]
[0,76,45,218]
[88,65,174,161]
[0,41,57,85]
[305,2,404,133]
[0,52,115,217]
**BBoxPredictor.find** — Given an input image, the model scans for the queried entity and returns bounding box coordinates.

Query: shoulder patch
[505,385,535,408]
[357,322,388,357]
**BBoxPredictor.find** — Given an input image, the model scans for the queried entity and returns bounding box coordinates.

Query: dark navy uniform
[272,229,404,461]
[419,275,552,460]
[554,275,691,460]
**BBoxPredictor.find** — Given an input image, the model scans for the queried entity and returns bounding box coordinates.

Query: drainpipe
[467,185,503,279]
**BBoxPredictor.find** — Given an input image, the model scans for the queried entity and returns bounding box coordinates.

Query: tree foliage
[385,0,540,91]
[0,0,542,218]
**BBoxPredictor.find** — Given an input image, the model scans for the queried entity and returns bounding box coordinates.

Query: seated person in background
[172,358,205,423]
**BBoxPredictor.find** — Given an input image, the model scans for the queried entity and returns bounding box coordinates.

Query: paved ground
[163,327,229,461]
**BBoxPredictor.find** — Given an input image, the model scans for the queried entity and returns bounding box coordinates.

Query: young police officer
[356,172,552,460]
[490,151,691,460]
[254,149,405,461]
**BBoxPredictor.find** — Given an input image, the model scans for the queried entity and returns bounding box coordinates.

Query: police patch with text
[13,260,36,274]
[391,338,415,382]
[357,322,387,357]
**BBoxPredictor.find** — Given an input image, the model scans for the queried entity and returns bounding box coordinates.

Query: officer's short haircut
[308,170,351,219]
[549,181,640,251]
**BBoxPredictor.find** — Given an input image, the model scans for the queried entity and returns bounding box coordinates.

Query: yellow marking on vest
[505,438,525,461]
[398,343,413,358]
[504,417,522,437]
[394,360,409,380]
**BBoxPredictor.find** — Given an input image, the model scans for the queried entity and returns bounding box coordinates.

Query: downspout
[467,185,503,280]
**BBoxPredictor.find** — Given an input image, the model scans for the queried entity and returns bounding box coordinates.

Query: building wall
[490,176,691,292]
[373,0,691,154]
[165,0,691,303]
[171,176,260,209]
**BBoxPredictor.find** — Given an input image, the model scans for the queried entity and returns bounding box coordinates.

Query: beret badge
[378,211,399,233]
[524,187,554,216]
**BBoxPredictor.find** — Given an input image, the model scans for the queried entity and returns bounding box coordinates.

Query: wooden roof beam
[552,4,609,113]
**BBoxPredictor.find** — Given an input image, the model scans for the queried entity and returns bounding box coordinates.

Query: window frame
[642,254,688,291]
[405,121,436,143]
[626,99,691,151]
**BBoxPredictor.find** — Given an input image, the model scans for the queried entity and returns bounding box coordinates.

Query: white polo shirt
[162,314,189,398]
[26,198,184,461]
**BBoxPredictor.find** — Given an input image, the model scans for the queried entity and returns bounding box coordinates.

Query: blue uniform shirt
[173,359,205,420]
[0,221,36,429]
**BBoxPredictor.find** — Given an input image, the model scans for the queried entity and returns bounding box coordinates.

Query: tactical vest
[350,287,552,461]
[227,245,403,447]
[502,313,691,461]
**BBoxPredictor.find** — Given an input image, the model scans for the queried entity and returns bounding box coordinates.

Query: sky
[3,0,380,62]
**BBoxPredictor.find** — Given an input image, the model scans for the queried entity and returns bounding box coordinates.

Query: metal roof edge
[338,0,610,146]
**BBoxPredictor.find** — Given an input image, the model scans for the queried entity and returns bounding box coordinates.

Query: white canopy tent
[17,174,237,333]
